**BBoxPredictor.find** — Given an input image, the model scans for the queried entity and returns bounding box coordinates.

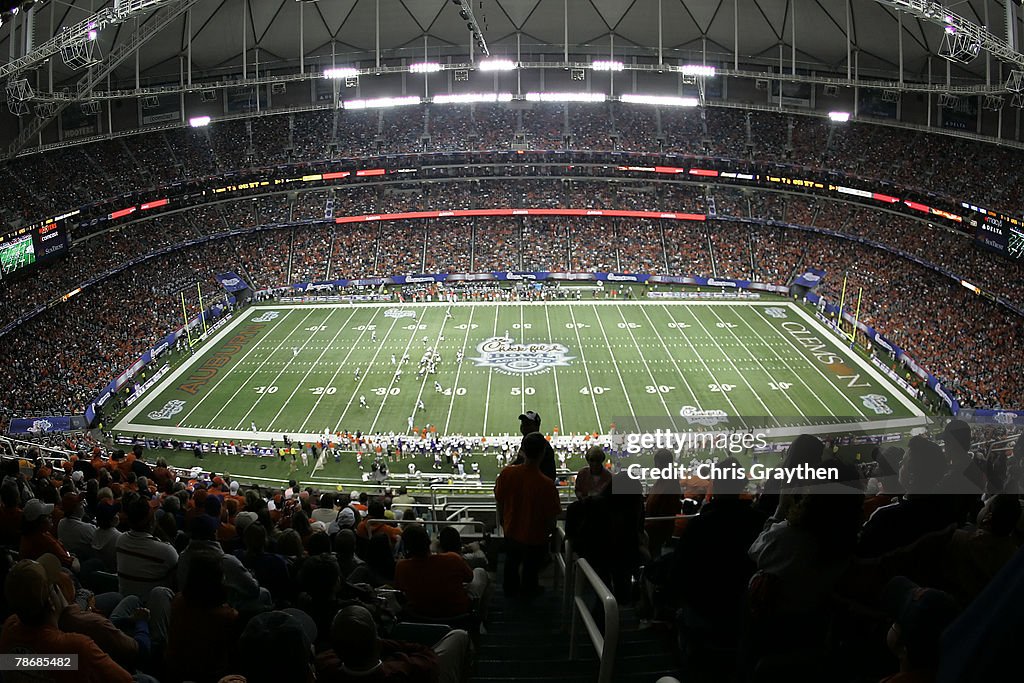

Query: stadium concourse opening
[2,0,1024,681]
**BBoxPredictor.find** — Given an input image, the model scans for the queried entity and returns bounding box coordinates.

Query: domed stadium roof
[1,1,1019,90]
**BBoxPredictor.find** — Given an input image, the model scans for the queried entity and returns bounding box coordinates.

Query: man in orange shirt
[355,501,402,546]
[394,524,488,619]
[0,559,133,683]
[494,432,562,597]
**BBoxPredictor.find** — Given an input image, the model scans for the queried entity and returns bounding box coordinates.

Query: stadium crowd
[0,411,1019,682]
[1,177,1022,418]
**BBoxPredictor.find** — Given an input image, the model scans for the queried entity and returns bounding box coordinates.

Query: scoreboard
[0,220,69,279]
[971,213,1024,260]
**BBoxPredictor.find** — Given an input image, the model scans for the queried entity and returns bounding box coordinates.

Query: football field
[0,234,36,276]
[116,299,926,447]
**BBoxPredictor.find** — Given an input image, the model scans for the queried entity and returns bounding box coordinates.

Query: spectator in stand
[858,436,954,558]
[333,528,364,577]
[316,604,470,683]
[234,522,291,604]
[864,446,905,520]
[513,411,557,481]
[0,483,22,547]
[355,501,403,547]
[0,558,134,683]
[644,448,683,558]
[236,609,319,683]
[880,577,959,683]
[40,552,153,673]
[56,492,95,559]
[937,419,985,526]
[438,525,488,570]
[659,457,766,669]
[347,533,396,588]
[394,524,489,620]
[177,514,267,612]
[20,499,79,571]
[574,445,612,500]
[115,497,178,598]
[391,487,417,518]
[494,432,562,598]
[165,553,240,683]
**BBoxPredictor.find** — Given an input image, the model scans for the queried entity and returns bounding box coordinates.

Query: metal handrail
[362,517,486,530]
[569,558,619,683]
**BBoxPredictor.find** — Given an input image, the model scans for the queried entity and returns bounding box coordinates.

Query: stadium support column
[791,0,796,76]
[733,0,738,70]
[299,0,304,75]
[376,0,380,70]
[242,0,247,81]
[845,0,851,81]
[898,10,903,89]
[657,0,663,66]
[564,0,568,63]
[1008,0,1017,54]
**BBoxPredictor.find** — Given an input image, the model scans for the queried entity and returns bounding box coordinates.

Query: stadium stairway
[471,556,680,683]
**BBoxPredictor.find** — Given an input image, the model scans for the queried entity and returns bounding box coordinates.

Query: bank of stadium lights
[621,94,698,107]
[342,96,421,110]
[477,59,517,72]
[323,67,359,79]
[828,111,851,123]
[410,62,444,74]
[433,93,513,104]
[591,60,624,72]
[188,115,211,128]
[679,64,716,77]
[525,92,606,103]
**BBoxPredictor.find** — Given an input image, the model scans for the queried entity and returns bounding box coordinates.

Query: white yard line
[680,304,780,425]
[607,304,681,433]
[703,306,806,417]
[172,310,297,426]
[365,307,435,433]
[519,304,526,414]
[267,307,359,431]
[230,309,336,429]
[443,307,477,435]
[298,308,386,433]
[634,304,701,406]
[388,307,451,434]
[566,304,603,431]
[589,304,640,422]
[659,304,749,429]
[332,310,413,432]
[725,306,843,418]
[196,309,316,427]
[481,305,500,435]
[542,304,566,432]
[787,303,924,416]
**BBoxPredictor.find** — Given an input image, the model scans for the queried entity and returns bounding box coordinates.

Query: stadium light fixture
[525,92,606,103]
[478,59,516,71]
[433,93,513,104]
[188,115,211,128]
[621,94,699,107]
[680,64,716,77]
[828,111,851,123]
[410,62,444,74]
[324,67,359,79]
[343,96,421,109]
[591,60,624,71]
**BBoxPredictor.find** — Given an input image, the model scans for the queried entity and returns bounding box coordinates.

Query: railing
[569,558,620,683]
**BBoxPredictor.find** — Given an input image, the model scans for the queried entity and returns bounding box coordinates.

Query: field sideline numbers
[373,387,401,396]
[254,386,278,394]
[580,386,610,395]
[645,385,675,394]
[310,386,337,395]
[709,383,735,392]
[511,387,535,396]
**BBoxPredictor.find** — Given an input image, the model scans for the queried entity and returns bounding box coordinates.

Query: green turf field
[115,299,925,451]
[0,234,36,276]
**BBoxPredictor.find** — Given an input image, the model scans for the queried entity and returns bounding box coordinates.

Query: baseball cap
[237,609,316,682]
[23,498,54,522]
[234,511,258,533]
[883,576,959,653]
[4,556,65,621]
[518,410,541,423]
[229,480,240,494]
[71,470,84,483]
[336,507,356,528]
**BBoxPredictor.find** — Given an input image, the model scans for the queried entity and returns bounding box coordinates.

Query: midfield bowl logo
[251,311,280,323]
[472,337,573,375]
[148,400,186,421]
[385,309,416,319]
[764,307,788,319]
